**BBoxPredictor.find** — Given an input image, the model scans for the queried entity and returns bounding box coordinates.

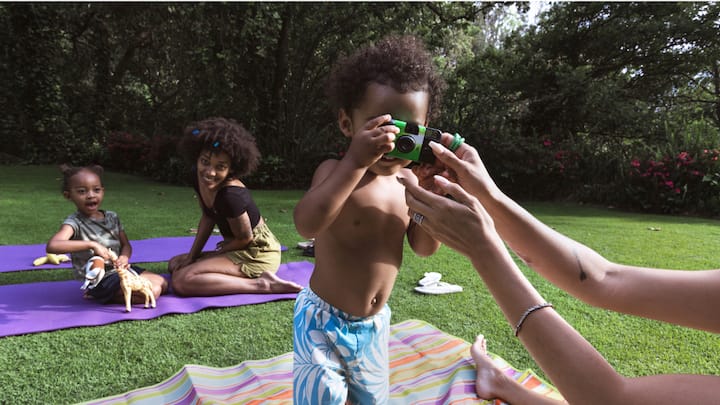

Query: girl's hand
[91,243,112,260]
[345,114,399,168]
[115,255,129,268]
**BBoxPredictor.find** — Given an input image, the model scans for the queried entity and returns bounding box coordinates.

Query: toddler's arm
[295,114,398,238]
[46,224,112,260]
[294,159,365,238]
[116,229,133,267]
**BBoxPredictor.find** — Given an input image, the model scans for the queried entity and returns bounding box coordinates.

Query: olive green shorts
[225,223,281,278]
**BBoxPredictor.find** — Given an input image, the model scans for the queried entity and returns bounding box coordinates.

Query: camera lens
[397,136,416,153]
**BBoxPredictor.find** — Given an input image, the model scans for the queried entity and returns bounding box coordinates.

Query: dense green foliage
[445,2,720,213]
[0,2,493,187]
[1,2,719,215]
[1,166,719,403]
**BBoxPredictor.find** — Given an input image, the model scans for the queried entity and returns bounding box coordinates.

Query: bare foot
[471,334,508,400]
[257,271,303,293]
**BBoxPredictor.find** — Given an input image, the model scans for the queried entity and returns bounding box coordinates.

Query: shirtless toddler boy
[292,35,446,404]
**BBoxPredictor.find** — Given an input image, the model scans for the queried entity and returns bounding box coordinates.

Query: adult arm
[188,212,214,260]
[401,177,720,404]
[426,139,720,334]
[400,168,441,257]
[216,213,254,253]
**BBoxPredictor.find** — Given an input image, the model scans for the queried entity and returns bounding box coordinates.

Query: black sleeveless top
[193,175,261,238]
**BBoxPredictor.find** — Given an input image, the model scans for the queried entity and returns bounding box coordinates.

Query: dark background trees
[1,2,718,215]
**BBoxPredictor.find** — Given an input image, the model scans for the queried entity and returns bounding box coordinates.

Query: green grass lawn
[1,165,719,404]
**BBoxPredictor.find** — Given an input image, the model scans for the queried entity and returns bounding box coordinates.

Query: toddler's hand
[412,159,459,195]
[115,255,129,268]
[91,243,112,260]
[346,114,398,168]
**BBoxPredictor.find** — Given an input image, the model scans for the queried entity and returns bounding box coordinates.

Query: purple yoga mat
[0,236,287,273]
[0,261,313,338]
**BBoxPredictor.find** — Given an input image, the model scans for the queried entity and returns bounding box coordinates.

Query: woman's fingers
[428,141,463,171]
[400,176,436,217]
[400,174,477,219]
[432,175,475,207]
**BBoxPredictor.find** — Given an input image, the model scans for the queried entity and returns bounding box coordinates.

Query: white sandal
[414,281,463,295]
[418,272,442,286]
[296,239,315,249]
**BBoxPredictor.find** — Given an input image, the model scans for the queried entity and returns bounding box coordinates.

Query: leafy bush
[247,154,293,189]
[140,134,190,185]
[105,131,150,172]
[475,127,586,200]
[624,148,720,215]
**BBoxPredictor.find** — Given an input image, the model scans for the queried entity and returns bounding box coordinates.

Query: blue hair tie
[192,129,200,136]
[212,141,220,148]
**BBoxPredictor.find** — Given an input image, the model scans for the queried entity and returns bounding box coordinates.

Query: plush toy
[32,253,71,266]
[80,256,106,290]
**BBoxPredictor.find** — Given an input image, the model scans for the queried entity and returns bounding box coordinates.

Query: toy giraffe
[116,263,156,312]
[109,251,156,312]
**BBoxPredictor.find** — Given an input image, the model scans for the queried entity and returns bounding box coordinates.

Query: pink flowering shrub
[475,131,590,199]
[626,148,720,214]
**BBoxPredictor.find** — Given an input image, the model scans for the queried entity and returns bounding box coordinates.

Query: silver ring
[412,212,424,225]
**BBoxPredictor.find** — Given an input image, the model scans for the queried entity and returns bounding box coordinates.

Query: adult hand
[428,135,497,200]
[399,175,502,261]
[345,114,399,168]
[168,253,193,274]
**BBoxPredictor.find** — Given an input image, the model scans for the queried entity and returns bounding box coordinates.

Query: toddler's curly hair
[179,117,261,179]
[59,164,104,192]
[326,35,446,122]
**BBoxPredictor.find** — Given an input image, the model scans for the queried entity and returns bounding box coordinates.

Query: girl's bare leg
[171,255,302,297]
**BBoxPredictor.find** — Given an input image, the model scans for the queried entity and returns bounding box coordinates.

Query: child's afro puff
[326,35,445,122]
[179,117,260,179]
[59,164,104,192]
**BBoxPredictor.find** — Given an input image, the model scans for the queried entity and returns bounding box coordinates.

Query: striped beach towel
[85,319,561,404]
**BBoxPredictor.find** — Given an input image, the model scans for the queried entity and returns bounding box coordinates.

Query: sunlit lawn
[0,165,718,403]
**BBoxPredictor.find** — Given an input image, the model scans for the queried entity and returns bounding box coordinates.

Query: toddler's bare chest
[338,187,408,237]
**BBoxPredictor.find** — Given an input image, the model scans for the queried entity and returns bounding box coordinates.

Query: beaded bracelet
[514,302,553,337]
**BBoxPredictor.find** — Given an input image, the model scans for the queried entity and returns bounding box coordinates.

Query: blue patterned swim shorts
[292,287,391,404]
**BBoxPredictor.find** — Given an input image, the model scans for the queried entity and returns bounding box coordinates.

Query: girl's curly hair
[178,117,261,179]
[58,164,104,192]
[325,35,446,122]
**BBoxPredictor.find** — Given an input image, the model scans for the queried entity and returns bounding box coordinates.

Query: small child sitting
[46,164,167,304]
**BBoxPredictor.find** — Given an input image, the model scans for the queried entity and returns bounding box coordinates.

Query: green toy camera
[385,120,443,164]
